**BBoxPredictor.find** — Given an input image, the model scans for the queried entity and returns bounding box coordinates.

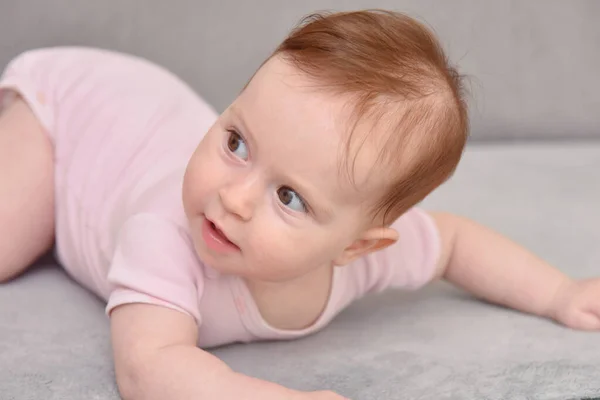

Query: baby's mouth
[205,218,240,250]
[210,221,232,244]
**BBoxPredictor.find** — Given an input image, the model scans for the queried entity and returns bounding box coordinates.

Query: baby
[0,9,599,400]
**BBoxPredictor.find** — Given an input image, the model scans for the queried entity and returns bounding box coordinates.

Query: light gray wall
[2,0,599,141]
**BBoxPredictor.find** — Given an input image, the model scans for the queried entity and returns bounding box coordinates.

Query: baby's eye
[277,186,307,213]
[227,130,248,161]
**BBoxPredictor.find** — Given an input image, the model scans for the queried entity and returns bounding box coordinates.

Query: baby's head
[183,10,468,282]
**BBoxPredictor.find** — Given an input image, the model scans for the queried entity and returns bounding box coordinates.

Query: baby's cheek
[301,231,344,265]
[190,154,221,196]
[248,228,285,261]
[245,229,300,278]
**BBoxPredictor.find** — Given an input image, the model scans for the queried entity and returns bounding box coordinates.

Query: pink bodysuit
[0,47,440,348]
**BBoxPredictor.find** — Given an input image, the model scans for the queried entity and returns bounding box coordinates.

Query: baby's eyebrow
[229,105,258,151]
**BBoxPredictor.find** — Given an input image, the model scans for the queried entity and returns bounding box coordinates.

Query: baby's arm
[110,304,346,400]
[430,212,600,330]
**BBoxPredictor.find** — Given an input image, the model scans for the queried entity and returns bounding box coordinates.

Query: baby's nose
[218,178,261,221]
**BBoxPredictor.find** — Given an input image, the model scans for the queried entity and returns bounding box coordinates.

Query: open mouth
[210,221,233,244]
[201,217,240,253]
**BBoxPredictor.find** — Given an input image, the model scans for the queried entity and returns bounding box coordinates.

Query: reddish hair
[257,10,469,224]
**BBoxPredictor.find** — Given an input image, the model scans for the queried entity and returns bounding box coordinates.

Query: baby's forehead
[242,50,462,218]
[240,57,407,204]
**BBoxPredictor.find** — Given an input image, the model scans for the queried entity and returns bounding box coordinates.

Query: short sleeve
[343,207,441,296]
[105,214,204,323]
[0,50,58,133]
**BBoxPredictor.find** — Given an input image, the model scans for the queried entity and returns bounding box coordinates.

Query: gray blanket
[1,143,598,399]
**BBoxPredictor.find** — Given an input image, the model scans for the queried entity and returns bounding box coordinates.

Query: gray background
[3,0,600,141]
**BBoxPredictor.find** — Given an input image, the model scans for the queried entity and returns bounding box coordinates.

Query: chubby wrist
[545,276,577,319]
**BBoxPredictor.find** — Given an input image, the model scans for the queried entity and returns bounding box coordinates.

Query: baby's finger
[565,309,600,331]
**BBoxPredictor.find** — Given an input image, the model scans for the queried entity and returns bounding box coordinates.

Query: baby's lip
[206,217,239,248]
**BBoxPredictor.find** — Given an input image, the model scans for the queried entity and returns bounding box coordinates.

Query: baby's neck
[243,265,334,331]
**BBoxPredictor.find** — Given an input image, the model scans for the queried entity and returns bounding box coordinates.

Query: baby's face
[183,56,389,282]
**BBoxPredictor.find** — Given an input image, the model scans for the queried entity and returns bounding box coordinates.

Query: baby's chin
[189,233,242,274]
[190,242,277,282]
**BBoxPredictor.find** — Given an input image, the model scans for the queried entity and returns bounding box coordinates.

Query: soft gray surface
[2,0,600,141]
[1,143,599,400]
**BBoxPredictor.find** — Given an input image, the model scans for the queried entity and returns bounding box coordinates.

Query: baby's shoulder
[116,213,193,255]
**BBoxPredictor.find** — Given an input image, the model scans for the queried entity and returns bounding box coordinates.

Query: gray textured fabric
[2,0,600,141]
[1,143,599,399]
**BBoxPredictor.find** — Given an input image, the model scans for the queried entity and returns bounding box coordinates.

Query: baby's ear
[333,227,399,266]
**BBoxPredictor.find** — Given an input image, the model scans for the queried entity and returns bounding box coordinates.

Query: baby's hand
[551,278,600,331]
